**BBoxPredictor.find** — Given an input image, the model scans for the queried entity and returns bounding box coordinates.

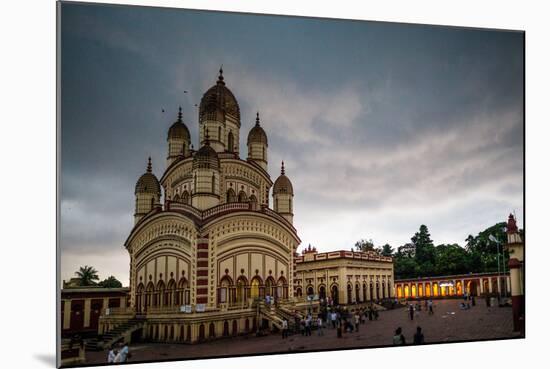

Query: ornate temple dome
[167,107,190,141]
[273,161,293,195]
[247,112,268,146]
[192,132,220,170]
[199,67,241,124]
[135,157,161,195]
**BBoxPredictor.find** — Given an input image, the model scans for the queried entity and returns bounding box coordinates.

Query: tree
[74,265,99,286]
[411,225,436,276]
[379,243,394,257]
[98,276,122,288]
[354,238,375,252]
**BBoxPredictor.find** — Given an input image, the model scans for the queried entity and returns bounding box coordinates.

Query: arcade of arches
[295,247,395,305]
[394,272,511,299]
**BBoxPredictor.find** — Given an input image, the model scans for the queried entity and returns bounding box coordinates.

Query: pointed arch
[173,194,181,202]
[166,279,176,306]
[226,188,236,203]
[238,190,248,203]
[181,190,190,205]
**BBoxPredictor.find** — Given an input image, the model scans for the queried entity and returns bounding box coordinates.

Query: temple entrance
[331,285,339,305]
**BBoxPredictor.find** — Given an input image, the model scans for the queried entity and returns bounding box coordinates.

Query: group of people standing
[407,299,434,320]
[393,326,425,345]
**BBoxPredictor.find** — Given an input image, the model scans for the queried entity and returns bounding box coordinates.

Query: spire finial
[281,161,285,175]
[147,157,152,173]
[256,111,260,126]
[177,106,182,122]
[217,65,225,84]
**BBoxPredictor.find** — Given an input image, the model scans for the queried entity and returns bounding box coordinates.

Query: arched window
[218,126,222,142]
[181,191,189,205]
[211,173,216,193]
[238,190,247,203]
[355,283,360,302]
[226,188,236,203]
[173,194,181,202]
[227,131,234,152]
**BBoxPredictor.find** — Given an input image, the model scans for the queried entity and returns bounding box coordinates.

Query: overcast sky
[60,3,524,285]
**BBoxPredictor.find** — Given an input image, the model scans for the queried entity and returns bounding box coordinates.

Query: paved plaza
[84,299,522,365]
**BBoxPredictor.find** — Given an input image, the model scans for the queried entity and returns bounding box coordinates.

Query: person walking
[331,311,337,329]
[317,316,324,336]
[428,299,434,315]
[393,327,406,345]
[414,303,420,318]
[337,319,343,338]
[408,303,414,320]
[282,319,288,339]
[354,311,360,332]
[118,343,129,363]
[413,326,425,344]
[305,314,312,336]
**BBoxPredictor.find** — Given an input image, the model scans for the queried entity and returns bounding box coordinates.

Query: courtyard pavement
[83,299,522,365]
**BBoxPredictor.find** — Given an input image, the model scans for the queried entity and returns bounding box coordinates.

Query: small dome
[192,133,220,170]
[135,157,161,195]
[273,161,293,195]
[199,67,241,124]
[247,112,268,146]
[167,107,190,141]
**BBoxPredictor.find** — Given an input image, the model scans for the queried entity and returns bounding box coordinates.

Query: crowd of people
[280,303,384,340]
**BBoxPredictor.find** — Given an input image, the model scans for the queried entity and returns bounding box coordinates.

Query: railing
[202,202,250,219]
[102,307,135,317]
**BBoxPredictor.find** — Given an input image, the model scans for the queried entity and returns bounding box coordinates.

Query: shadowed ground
[84,299,521,365]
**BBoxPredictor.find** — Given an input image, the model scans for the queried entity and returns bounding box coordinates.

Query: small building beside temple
[295,245,395,305]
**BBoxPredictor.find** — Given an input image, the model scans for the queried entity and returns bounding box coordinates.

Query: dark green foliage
[354,238,375,252]
[98,275,123,288]
[376,222,516,279]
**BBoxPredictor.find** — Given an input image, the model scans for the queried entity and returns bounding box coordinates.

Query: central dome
[199,68,241,124]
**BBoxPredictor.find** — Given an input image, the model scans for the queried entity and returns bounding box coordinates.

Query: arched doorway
[433,283,439,297]
[319,285,326,300]
[347,284,353,304]
[306,286,314,297]
[425,283,431,297]
[331,285,339,305]
[376,282,380,300]
[456,281,463,295]
[363,283,367,301]
[370,283,374,301]
[250,277,261,299]
[396,285,402,298]
[355,284,360,302]
[404,285,410,298]
[418,284,423,298]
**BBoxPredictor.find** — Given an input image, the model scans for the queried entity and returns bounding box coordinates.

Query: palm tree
[75,265,100,286]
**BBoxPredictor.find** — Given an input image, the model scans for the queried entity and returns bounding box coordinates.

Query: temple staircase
[85,318,145,351]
